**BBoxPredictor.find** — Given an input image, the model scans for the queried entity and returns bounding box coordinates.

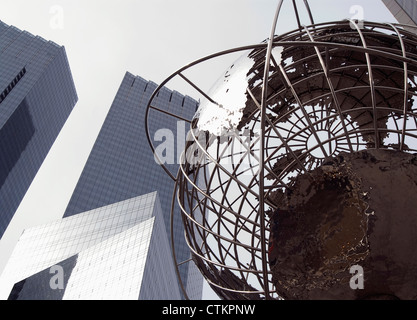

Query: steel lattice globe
[147,19,417,300]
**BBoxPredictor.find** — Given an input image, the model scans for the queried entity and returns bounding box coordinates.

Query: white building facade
[0,192,181,300]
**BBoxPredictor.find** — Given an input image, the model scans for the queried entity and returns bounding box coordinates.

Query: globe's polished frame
[145,0,417,299]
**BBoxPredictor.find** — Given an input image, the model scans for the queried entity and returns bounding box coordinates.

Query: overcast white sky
[0,0,396,300]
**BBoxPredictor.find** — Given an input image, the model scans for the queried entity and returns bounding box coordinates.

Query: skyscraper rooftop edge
[123,70,200,107]
[0,19,62,48]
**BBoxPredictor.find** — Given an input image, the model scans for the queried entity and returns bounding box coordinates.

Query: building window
[0,67,26,104]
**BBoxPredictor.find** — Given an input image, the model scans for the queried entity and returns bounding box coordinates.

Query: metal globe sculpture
[146,1,417,300]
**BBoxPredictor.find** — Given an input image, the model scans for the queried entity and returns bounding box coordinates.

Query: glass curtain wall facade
[3,192,181,300]
[0,20,78,238]
[64,72,203,299]
[382,0,417,26]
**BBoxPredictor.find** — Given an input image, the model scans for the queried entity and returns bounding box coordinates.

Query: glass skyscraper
[0,20,78,238]
[63,71,203,299]
[4,192,182,300]
[382,0,417,26]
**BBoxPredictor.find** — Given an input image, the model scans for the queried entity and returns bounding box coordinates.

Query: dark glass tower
[0,20,78,239]
[64,71,203,299]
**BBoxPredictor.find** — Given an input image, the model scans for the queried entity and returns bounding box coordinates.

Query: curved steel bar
[178,150,263,228]
[388,23,410,151]
[145,19,417,181]
[170,174,190,300]
[151,17,417,300]
[273,39,417,65]
[292,0,303,29]
[177,193,273,291]
[145,25,417,182]
[348,20,379,147]
[303,0,315,25]
[278,63,330,158]
[292,0,315,29]
[204,276,276,296]
[185,120,288,211]
[246,87,309,173]
[303,25,354,153]
[144,43,270,181]
[259,0,284,299]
